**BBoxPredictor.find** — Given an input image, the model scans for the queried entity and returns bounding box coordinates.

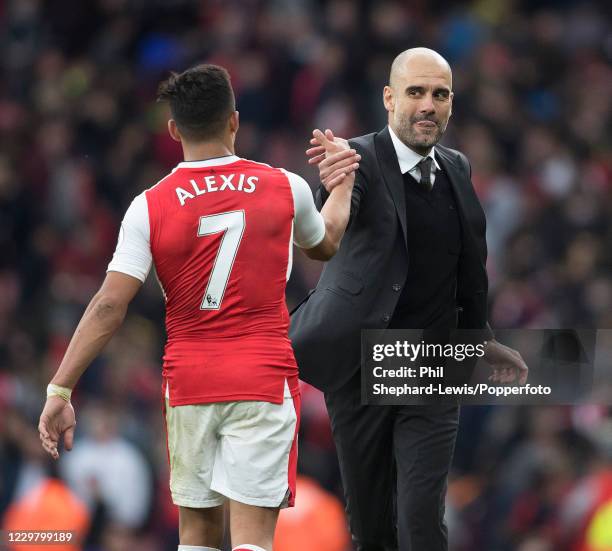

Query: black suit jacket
[290,126,491,392]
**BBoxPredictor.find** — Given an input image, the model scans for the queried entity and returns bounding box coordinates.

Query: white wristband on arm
[47,384,72,402]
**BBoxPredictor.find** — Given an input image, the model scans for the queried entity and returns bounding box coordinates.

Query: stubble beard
[395,112,447,153]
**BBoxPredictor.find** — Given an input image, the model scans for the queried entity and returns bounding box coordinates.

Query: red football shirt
[107,155,325,405]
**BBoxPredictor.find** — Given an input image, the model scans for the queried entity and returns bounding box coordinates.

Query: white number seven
[197,210,245,310]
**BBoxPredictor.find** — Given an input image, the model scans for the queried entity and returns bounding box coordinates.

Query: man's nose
[418,93,435,114]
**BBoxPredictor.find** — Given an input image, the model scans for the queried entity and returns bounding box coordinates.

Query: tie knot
[420,156,433,171]
[418,157,433,191]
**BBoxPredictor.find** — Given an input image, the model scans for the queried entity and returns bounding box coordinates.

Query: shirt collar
[174,155,241,170]
[388,126,440,174]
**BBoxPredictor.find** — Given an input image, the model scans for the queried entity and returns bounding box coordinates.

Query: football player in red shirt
[38,64,360,551]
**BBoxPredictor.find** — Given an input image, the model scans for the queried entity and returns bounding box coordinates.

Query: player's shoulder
[234,157,283,173]
[142,169,181,197]
[275,168,311,197]
[238,158,305,188]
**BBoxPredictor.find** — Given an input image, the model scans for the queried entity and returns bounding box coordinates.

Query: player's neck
[181,141,235,162]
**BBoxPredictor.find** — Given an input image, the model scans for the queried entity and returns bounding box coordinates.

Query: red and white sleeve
[107,192,153,282]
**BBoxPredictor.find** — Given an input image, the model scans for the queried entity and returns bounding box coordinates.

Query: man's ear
[383,86,395,113]
[168,119,182,143]
[229,110,239,134]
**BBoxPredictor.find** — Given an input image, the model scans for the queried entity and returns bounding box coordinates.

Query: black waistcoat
[389,167,462,329]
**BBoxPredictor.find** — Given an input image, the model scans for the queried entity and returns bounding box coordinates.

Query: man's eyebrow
[405,85,451,94]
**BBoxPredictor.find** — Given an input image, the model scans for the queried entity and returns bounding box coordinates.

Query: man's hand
[39,396,76,460]
[306,129,357,193]
[306,128,350,164]
[484,339,529,385]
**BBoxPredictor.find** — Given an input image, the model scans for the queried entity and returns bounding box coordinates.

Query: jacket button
[392,284,401,292]
[382,314,391,323]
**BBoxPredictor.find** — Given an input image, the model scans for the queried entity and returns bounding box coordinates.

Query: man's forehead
[398,60,451,80]
[390,51,452,87]
[399,73,452,87]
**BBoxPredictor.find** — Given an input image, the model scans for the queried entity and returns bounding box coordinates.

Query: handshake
[306,128,360,193]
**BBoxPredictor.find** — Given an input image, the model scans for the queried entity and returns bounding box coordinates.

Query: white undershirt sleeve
[107,192,153,282]
[282,169,326,249]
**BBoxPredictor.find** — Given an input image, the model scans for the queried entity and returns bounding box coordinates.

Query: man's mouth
[414,120,437,128]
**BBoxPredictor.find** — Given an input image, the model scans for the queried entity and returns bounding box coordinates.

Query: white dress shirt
[388,125,441,187]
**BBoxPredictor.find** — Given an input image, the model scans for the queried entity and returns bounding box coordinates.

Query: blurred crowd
[0,1,611,550]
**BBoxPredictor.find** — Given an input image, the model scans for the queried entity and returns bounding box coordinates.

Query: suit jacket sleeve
[455,152,494,340]
[315,172,366,225]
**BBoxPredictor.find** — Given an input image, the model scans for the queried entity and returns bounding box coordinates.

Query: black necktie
[418,157,433,192]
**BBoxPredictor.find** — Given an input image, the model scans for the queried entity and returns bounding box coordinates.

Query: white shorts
[164,386,299,509]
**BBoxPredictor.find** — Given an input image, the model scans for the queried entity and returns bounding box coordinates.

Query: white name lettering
[244,176,258,193]
[205,175,218,192]
[176,187,195,206]
[190,179,205,196]
[175,173,258,206]
[219,174,236,191]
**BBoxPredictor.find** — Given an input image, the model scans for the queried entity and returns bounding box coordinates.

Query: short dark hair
[157,64,235,141]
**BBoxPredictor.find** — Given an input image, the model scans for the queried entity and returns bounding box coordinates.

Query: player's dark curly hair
[157,64,235,141]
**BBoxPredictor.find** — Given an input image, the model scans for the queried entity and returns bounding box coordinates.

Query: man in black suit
[290,48,528,550]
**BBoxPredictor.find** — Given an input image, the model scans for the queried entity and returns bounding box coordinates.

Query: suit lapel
[435,146,478,247]
[374,130,480,250]
[374,127,408,247]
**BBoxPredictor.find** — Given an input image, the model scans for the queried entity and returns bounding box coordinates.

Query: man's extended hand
[38,396,76,460]
[484,339,529,385]
[306,129,358,192]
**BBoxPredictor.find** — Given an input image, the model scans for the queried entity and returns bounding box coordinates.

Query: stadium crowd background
[0,1,611,550]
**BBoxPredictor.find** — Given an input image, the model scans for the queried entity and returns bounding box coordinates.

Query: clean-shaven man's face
[384,51,454,155]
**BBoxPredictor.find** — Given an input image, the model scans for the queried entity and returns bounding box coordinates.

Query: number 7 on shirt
[198,210,245,310]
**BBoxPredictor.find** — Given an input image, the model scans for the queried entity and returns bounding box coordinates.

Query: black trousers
[325,373,459,551]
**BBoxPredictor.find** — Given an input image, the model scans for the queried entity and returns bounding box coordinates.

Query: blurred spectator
[3,477,90,551]
[0,1,610,550]
[58,403,152,531]
[274,475,350,551]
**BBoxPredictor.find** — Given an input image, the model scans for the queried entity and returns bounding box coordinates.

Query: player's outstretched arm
[304,175,354,261]
[302,129,357,261]
[38,272,141,459]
